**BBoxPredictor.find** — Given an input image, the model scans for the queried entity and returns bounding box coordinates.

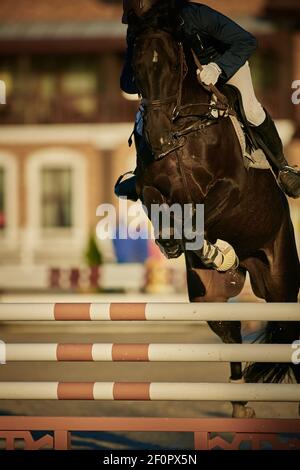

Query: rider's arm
[184,3,257,80]
[120,28,139,94]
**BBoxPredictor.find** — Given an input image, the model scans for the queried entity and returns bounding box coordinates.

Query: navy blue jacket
[120,2,257,94]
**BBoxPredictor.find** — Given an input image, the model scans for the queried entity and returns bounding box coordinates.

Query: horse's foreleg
[208,321,255,419]
[195,239,239,272]
[229,365,256,418]
[185,252,255,418]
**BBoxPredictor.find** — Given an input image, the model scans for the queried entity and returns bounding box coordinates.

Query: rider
[116,0,300,199]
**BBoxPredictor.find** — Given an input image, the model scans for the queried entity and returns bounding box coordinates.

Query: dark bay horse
[130,23,300,417]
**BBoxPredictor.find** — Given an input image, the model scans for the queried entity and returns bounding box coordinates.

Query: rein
[190,49,230,109]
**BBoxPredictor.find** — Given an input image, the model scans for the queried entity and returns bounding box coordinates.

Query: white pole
[3,343,295,363]
[0,382,299,402]
[0,303,299,321]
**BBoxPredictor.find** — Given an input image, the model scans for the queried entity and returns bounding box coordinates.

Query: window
[60,59,99,119]
[26,148,87,255]
[0,168,5,230]
[41,168,72,228]
[28,55,102,123]
[0,152,18,246]
[0,53,137,124]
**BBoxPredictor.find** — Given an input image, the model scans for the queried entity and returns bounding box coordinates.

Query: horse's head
[132,29,186,155]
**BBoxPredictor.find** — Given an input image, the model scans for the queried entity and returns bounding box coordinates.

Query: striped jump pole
[2,343,296,362]
[0,302,299,451]
[0,382,299,401]
[0,302,299,321]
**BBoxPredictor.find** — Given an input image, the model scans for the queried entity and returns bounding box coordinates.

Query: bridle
[139,34,188,122]
[135,30,233,115]
[133,30,235,160]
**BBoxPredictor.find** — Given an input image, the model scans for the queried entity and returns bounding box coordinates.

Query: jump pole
[0,382,299,402]
[2,343,296,362]
[0,302,299,321]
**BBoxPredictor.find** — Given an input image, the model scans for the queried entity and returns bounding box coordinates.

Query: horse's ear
[122,0,161,22]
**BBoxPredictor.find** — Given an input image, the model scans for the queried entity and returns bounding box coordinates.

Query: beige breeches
[227,61,266,126]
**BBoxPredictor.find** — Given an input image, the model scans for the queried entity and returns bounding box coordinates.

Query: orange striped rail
[0,382,299,401]
[0,302,299,321]
[0,302,299,450]
[2,342,296,362]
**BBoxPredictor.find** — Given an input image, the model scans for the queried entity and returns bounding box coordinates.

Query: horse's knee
[186,267,246,301]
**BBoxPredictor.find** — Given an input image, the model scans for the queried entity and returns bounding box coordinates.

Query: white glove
[197,62,222,86]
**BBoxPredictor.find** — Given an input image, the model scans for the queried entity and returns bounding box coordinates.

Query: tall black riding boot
[253,111,300,198]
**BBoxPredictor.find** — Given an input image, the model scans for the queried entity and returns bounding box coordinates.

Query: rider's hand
[197,63,222,86]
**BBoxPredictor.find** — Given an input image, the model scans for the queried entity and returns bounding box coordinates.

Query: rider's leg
[227,61,266,126]
[227,61,300,198]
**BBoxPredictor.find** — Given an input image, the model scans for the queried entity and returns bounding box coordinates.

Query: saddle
[190,49,270,171]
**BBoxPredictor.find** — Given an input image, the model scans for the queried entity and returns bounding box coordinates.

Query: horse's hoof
[232,404,256,419]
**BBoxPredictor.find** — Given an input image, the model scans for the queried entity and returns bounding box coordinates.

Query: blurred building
[0,0,299,289]
[0,0,137,273]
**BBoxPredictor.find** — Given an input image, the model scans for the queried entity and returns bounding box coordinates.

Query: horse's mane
[128,0,189,37]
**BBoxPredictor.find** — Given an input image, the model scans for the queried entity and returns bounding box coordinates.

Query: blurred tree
[85,233,103,266]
